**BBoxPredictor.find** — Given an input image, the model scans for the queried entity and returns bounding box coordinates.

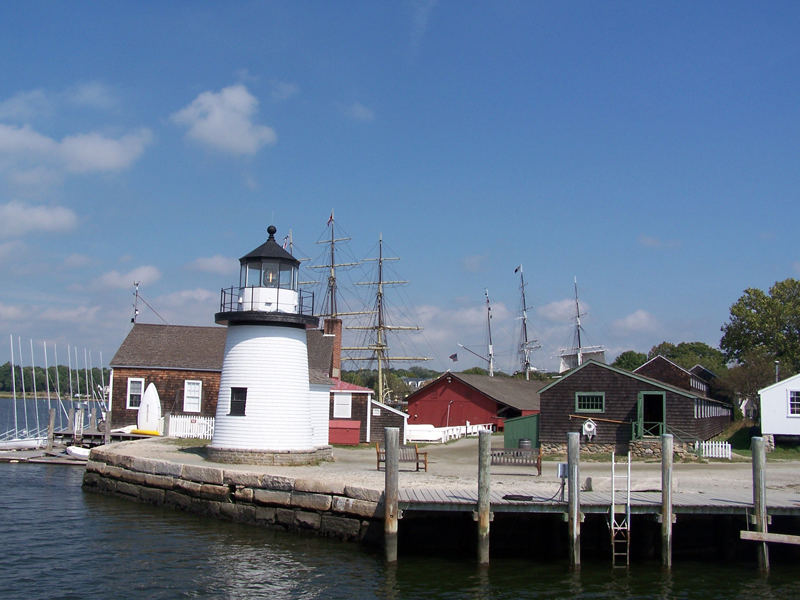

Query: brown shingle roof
[110,323,335,379]
[110,324,227,370]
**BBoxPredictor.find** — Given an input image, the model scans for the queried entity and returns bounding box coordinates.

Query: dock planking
[399,486,800,516]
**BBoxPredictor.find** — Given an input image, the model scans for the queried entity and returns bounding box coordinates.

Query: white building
[758,373,800,439]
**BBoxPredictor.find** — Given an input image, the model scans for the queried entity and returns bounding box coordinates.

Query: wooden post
[661,433,673,568]
[477,429,491,565]
[567,431,581,569]
[103,408,111,446]
[67,407,75,432]
[384,427,400,562]
[75,407,84,443]
[90,406,97,431]
[46,408,55,452]
[752,436,769,571]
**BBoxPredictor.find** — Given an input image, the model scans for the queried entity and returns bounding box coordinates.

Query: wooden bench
[376,442,428,472]
[490,446,542,476]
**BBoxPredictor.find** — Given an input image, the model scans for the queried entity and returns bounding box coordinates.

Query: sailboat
[558,277,606,373]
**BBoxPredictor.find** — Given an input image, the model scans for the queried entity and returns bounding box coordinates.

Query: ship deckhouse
[209,225,332,465]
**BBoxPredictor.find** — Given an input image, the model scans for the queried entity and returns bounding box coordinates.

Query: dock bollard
[477,430,491,565]
[384,427,400,563]
[567,431,581,568]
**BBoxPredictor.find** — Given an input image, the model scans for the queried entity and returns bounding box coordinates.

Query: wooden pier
[382,429,800,569]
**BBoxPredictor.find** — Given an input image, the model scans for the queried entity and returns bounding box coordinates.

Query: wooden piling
[67,407,75,432]
[384,427,400,563]
[75,407,84,443]
[46,408,55,451]
[661,433,673,568]
[567,431,581,568]
[103,408,111,446]
[90,406,97,431]
[752,436,769,571]
[477,429,491,565]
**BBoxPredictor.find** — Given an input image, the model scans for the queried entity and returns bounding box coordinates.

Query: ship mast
[574,277,583,366]
[308,211,361,319]
[345,234,427,403]
[516,265,540,380]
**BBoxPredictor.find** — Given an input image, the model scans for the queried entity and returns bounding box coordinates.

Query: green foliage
[721,278,800,374]
[460,366,489,376]
[647,341,727,375]
[716,348,776,406]
[0,362,110,397]
[612,350,647,371]
[341,368,414,403]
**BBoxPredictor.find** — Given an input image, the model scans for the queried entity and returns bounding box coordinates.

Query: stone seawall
[82,447,384,544]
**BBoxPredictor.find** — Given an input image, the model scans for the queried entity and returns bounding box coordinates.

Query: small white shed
[758,373,800,437]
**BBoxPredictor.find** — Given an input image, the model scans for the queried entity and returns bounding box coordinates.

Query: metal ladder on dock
[609,451,631,567]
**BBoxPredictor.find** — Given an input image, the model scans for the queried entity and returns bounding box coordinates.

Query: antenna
[131,282,140,323]
[485,289,494,377]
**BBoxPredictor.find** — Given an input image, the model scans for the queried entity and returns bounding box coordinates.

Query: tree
[721,278,800,374]
[647,341,727,375]
[716,348,777,416]
[612,351,647,371]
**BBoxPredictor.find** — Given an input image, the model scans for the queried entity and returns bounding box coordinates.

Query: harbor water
[1,463,799,600]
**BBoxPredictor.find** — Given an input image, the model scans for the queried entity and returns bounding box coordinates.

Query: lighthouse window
[126,378,144,409]
[246,262,261,287]
[229,387,247,416]
[280,263,296,290]
[262,262,279,287]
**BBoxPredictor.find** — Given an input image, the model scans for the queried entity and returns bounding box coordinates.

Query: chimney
[323,318,343,379]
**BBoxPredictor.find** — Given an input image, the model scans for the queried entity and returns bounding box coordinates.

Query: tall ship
[308,213,427,404]
[558,277,606,373]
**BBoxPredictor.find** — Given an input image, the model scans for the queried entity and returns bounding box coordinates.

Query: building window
[575,392,605,413]
[126,378,144,409]
[333,393,352,418]
[184,380,202,413]
[789,391,800,416]
[229,387,247,416]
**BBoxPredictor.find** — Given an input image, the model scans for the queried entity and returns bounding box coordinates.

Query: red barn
[405,372,545,430]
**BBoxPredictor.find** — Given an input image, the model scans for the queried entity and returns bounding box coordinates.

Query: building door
[637,392,665,437]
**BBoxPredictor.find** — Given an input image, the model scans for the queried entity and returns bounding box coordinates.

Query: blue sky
[1,2,798,373]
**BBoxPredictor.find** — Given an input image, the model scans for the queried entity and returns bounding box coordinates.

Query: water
[0,396,84,439]
[1,464,798,600]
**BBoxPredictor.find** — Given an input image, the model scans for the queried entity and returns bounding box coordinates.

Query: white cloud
[64,253,92,268]
[187,254,237,275]
[270,80,299,101]
[7,166,62,189]
[0,123,152,175]
[158,288,217,307]
[410,0,438,53]
[0,301,25,320]
[0,201,78,237]
[612,309,660,335]
[0,89,52,120]
[172,84,277,155]
[39,305,101,322]
[65,82,117,110]
[415,302,512,343]
[94,265,161,290]
[59,129,152,173]
[344,102,375,122]
[538,298,585,323]
[0,240,25,260]
[462,255,487,273]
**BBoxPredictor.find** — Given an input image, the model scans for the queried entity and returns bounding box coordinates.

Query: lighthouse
[208,225,332,465]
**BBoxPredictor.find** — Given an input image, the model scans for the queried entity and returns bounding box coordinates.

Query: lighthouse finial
[267,225,277,240]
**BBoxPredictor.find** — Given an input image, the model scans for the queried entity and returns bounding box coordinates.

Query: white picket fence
[165,414,215,440]
[695,440,732,460]
[406,422,494,443]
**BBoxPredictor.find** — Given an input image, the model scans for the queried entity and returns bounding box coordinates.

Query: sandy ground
[98,436,800,497]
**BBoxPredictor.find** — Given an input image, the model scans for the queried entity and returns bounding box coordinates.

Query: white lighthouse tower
[208,225,332,465]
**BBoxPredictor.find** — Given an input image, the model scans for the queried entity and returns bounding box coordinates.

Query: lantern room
[216,225,315,323]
